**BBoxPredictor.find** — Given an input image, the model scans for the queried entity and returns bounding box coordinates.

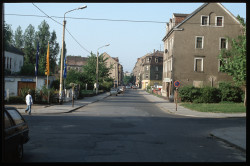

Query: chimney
[154,49,155,53]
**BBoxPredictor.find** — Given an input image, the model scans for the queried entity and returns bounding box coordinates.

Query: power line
[5,13,245,25]
[31,4,91,54]
[5,13,167,24]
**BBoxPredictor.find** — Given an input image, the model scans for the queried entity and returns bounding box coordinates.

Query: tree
[82,53,113,90]
[23,24,36,65]
[65,69,85,89]
[14,26,24,49]
[36,20,51,76]
[4,22,14,47]
[219,15,246,106]
[49,30,60,73]
[123,75,134,85]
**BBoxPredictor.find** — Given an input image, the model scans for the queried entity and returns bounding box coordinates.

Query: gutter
[162,28,184,41]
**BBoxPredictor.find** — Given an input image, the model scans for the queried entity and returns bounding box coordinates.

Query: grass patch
[180,102,246,113]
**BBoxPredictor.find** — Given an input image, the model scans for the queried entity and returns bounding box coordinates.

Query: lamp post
[96,44,110,95]
[59,5,87,104]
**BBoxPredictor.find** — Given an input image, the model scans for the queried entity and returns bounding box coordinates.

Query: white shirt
[26,94,33,105]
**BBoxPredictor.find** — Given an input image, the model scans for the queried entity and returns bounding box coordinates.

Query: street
[21,89,246,162]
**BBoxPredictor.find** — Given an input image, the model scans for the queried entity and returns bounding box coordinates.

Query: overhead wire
[5,13,245,25]
[31,3,91,54]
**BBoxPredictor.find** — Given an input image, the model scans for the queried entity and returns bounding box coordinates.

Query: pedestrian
[25,90,33,115]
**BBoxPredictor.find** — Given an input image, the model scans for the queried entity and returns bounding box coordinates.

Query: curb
[209,133,246,153]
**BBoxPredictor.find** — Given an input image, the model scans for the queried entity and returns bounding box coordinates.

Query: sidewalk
[139,89,246,151]
[6,92,110,115]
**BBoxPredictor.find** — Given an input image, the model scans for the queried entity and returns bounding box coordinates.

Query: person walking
[25,90,33,115]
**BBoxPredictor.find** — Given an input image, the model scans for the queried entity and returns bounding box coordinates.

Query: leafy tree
[14,26,24,49]
[65,69,85,89]
[123,75,134,85]
[219,15,246,106]
[23,24,36,65]
[49,30,60,73]
[82,53,113,90]
[4,22,14,47]
[35,20,51,76]
[19,63,35,75]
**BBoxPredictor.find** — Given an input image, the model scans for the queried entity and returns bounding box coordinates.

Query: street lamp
[59,5,87,104]
[96,44,110,95]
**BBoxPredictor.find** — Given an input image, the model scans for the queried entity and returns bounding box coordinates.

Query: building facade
[140,50,163,90]
[103,52,123,87]
[4,45,24,74]
[66,56,88,72]
[162,3,243,98]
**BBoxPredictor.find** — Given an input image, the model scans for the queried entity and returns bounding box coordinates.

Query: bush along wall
[218,82,243,103]
[179,83,243,103]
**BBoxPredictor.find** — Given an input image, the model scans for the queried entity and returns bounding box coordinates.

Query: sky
[4,3,246,72]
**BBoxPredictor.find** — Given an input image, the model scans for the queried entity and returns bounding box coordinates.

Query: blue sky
[4,3,246,72]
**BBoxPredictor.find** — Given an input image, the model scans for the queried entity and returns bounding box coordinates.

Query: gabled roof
[176,3,241,28]
[163,3,242,41]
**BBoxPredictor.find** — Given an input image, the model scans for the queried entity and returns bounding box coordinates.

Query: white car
[110,88,118,96]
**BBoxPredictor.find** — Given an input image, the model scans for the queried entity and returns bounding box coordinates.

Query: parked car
[4,107,30,162]
[117,86,125,94]
[132,85,139,89]
[125,86,131,89]
[110,88,118,96]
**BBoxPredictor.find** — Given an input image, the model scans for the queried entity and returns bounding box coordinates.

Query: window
[146,66,149,71]
[155,74,159,79]
[10,58,12,69]
[201,16,209,26]
[218,58,227,72]
[195,36,204,49]
[220,38,228,50]
[7,109,24,125]
[145,74,149,79]
[194,58,203,72]
[216,16,224,27]
[7,57,9,69]
[146,58,150,63]
[155,58,158,63]
[167,58,172,71]
[19,60,22,70]
[155,66,158,71]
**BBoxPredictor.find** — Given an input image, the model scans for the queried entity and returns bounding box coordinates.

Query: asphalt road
[21,89,246,162]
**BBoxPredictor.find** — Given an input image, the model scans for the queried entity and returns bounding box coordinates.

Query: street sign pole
[174,81,180,111]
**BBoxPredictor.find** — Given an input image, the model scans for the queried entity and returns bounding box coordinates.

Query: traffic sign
[174,80,180,88]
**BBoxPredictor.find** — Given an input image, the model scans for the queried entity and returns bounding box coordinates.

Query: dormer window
[201,16,209,26]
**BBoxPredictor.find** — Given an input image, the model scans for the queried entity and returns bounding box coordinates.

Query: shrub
[8,96,24,104]
[179,86,201,102]
[20,88,35,101]
[199,86,221,103]
[219,82,243,102]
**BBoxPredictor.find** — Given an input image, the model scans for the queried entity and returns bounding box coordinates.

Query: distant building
[132,50,163,89]
[140,50,163,90]
[4,45,24,74]
[103,52,123,87]
[162,3,244,98]
[66,56,88,72]
[124,71,131,77]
